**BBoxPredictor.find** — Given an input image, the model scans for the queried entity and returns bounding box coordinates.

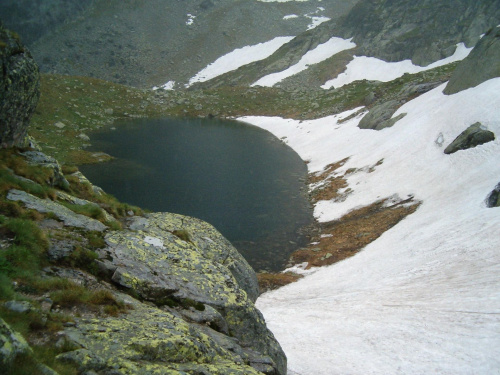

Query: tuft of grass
[59,201,106,221]
[0,273,15,300]
[4,218,49,252]
[0,218,49,279]
[172,229,192,243]
[61,247,100,275]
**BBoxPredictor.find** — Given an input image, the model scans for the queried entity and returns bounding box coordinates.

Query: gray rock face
[128,213,259,302]
[97,212,286,374]
[21,151,69,190]
[444,25,500,95]
[358,81,443,130]
[18,0,355,88]
[0,23,40,148]
[0,0,93,46]
[4,301,32,314]
[7,189,107,232]
[335,0,500,67]
[444,122,495,154]
[358,100,405,130]
[486,183,500,208]
[58,297,268,375]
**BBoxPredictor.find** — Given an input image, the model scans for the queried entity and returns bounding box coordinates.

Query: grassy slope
[31,62,457,165]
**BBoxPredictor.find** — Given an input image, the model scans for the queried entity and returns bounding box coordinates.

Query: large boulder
[486,182,500,208]
[444,122,495,154]
[444,25,500,95]
[95,212,286,375]
[0,23,40,148]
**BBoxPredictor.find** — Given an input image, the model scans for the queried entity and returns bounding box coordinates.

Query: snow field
[186,36,294,87]
[240,77,500,374]
[252,37,356,87]
[321,43,473,89]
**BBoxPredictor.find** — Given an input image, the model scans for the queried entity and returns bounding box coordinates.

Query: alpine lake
[80,117,314,272]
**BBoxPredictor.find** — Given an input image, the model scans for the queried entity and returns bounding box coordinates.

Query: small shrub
[51,287,89,307]
[63,247,99,272]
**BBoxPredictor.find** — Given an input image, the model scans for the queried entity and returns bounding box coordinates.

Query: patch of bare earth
[257,273,304,294]
[257,158,420,293]
[291,197,420,268]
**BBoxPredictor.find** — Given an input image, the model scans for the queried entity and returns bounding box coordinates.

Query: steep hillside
[194,0,499,89]
[4,0,357,88]
[1,0,499,374]
[247,34,500,373]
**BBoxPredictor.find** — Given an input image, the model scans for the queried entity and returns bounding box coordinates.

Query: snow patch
[322,42,473,89]
[187,36,294,87]
[283,14,299,20]
[152,80,175,91]
[306,16,330,30]
[252,37,356,87]
[240,78,500,374]
[186,14,196,26]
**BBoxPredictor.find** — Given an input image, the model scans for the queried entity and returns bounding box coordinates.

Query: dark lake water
[80,118,313,271]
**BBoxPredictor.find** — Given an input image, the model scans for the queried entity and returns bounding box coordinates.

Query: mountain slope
[247,84,500,375]
[242,30,500,374]
[195,0,499,89]
[5,0,357,88]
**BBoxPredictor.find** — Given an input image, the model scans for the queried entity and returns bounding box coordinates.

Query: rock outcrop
[0,23,40,148]
[443,122,495,154]
[486,182,500,208]
[444,25,500,95]
[2,193,286,373]
[335,0,500,66]
[358,81,443,130]
[92,212,285,374]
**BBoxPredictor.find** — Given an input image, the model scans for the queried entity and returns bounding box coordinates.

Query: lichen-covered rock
[444,25,500,95]
[0,23,40,148]
[0,317,32,367]
[58,295,268,374]
[444,122,495,154]
[98,212,286,374]
[128,213,259,302]
[7,189,107,231]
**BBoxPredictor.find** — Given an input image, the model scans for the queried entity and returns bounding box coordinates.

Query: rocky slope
[195,0,500,89]
[444,24,500,94]
[1,0,357,88]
